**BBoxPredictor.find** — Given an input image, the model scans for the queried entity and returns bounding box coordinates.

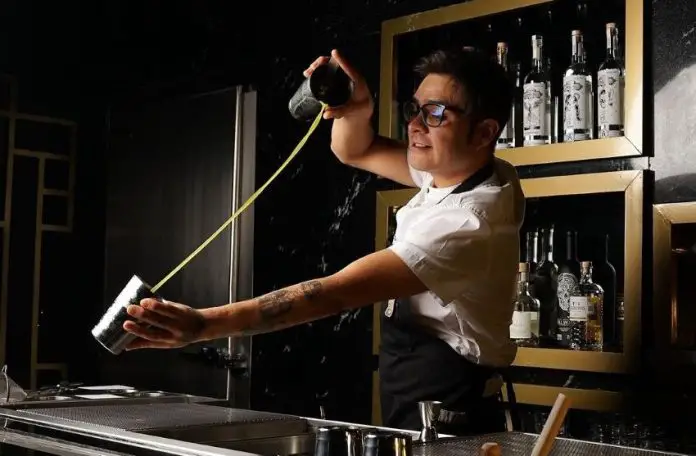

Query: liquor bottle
[616,293,624,349]
[496,42,514,150]
[525,230,539,298]
[593,234,617,346]
[556,230,581,348]
[570,261,605,350]
[523,35,551,146]
[535,226,559,344]
[563,30,593,141]
[509,262,541,346]
[597,23,625,138]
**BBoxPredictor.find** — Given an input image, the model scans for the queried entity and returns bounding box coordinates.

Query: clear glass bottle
[570,261,605,350]
[496,42,514,150]
[523,35,551,146]
[509,262,541,346]
[597,22,625,138]
[563,30,593,141]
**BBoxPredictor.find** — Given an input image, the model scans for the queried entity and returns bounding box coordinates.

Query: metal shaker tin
[288,57,353,121]
[364,431,413,456]
[91,275,162,355]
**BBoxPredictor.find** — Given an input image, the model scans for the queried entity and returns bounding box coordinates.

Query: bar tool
[479,442,501,456]
[288,56,352,121]
[364,431,412,456]
[91,275,162,355]
[417,400,441,442]
[531,393,571,456]
[315,426,363,456]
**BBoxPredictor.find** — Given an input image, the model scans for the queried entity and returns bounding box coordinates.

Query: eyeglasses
[402,101,467,128]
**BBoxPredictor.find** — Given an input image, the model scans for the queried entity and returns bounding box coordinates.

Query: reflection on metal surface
[372,170,646,423]
[378,0,645,166]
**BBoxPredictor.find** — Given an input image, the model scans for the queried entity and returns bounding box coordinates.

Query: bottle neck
[532,42,544,70]
[571,35,585,65]
[543,229,554,261]
[566,232,576,260]
[580,267,594,283]
[606,28,618,59]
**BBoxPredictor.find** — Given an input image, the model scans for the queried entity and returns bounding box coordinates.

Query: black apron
[379,160,507,436]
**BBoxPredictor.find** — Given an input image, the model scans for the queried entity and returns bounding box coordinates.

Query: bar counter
[0,389,691,456]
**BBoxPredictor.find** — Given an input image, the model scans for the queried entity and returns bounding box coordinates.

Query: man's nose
[407,114,428,134]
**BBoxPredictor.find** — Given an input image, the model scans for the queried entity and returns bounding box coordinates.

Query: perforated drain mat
[416,433,684,456]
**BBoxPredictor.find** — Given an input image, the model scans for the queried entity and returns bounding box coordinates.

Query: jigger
[91,275,162,355]
[418,400,441,442]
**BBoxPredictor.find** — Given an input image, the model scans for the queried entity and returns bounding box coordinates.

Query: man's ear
[475,119,500,150]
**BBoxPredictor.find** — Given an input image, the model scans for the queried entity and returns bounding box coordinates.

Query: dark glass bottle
[556,230,581,348]
[524,230,539,298]
[535,226,559,345]
[593,234,617,347]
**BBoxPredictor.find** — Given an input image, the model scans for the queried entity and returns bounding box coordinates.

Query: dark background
[0,0,695,451]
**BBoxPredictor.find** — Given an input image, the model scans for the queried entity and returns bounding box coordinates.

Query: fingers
[123,320,173,343]
[303,56,329,78]
[323,106,348,120]
[126,304,177,332]
[330,49,362,83]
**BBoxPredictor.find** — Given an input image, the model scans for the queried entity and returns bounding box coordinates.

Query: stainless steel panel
[416,433,685,456]
[19,403,306,436]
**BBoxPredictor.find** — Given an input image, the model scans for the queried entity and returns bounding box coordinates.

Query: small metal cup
[364,431,412,456]
[91,275,162,355]
[315,426,366,456]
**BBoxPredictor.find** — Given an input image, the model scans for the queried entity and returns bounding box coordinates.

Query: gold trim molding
[378,0,645,166]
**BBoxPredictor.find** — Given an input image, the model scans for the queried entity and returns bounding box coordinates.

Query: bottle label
[563,75,592,139]
[597,68,623,131]
[510,311,532,339]
[523,82,548,137]
[569,296,589,321]
[557,272,579,312]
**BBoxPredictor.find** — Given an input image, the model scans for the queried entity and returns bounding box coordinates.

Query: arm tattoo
[254,279,325,331]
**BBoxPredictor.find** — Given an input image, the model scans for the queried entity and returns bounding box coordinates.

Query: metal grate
[415,433,685,456]
[19,403,303,432]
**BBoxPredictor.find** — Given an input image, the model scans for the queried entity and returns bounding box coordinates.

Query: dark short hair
[413,47,513,142]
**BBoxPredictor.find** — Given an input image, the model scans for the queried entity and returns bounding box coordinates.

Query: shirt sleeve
[389,205,491,305]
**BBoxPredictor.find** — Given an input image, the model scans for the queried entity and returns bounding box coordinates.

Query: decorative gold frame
[653,203,696,353]
[0,74,75,389]
[372,170,645,424]
[378,0,645,166]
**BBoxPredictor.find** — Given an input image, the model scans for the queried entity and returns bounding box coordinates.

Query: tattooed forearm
[248,279,328,335]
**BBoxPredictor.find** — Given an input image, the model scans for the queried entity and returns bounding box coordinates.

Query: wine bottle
[523,35,552,146]
[563,30,593,141]
[535,226,559,344]
[597,22,625,138]
[556,230,581,348]
[509,262,541,347]
[496,42,514,150]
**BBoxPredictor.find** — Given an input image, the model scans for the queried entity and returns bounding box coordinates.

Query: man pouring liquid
[122,47,525,436]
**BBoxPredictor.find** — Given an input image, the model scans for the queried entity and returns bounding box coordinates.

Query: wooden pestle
[479,442,501,456]
[530,393,571,456]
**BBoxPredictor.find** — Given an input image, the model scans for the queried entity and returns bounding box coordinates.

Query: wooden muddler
[530,393,571,456]
[479,442,501,456]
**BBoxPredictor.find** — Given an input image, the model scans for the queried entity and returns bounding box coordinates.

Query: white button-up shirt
[388,157,526,367]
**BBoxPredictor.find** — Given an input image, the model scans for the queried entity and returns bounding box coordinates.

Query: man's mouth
[410,142,431,149]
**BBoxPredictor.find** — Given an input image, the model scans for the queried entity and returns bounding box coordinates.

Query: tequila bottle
[509,262,541,346]
[597,23,625,138]
[569,261,605,350]
[523,35,551,146]
[563,30,593,141]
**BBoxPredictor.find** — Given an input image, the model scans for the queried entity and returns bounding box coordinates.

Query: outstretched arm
[124,249,426,349]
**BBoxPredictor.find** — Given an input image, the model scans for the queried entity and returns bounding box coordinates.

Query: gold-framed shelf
[371,169,646,424]
[378,0,645,167]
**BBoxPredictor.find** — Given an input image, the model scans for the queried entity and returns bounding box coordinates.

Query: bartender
[122,47,525,436]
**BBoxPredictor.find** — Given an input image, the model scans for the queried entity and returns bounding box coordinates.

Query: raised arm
[306,50,416,188]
